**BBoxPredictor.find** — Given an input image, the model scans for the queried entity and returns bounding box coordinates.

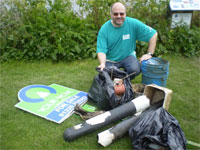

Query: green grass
[0,55,200,150]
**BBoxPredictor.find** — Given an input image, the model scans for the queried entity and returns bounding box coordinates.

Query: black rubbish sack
[87,66,134,110]
[129,107,187,150]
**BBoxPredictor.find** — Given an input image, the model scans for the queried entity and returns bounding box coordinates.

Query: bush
[0,0,97,62]
[0,0,199,62]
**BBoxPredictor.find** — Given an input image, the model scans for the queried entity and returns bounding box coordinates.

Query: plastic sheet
[129,107,187,150]
[87,66,134,110]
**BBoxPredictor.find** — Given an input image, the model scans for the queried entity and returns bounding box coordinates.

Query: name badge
[122,34,130,40]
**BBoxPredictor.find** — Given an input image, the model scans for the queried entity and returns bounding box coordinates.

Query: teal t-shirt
[96,17,157,62]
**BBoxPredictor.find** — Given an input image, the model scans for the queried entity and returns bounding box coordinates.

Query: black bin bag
[87,66,134,110]
[129,107,187,150]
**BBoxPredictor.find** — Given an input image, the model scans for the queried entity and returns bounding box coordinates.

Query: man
[96,2,158,80]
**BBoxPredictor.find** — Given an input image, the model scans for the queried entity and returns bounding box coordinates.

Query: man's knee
[125,60,141,79]
[129,67,141,80]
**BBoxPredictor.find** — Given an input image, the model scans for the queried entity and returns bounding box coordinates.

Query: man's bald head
[110,2,126,13]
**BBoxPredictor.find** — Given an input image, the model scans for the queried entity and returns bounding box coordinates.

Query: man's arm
[139,32,158,62]
[97,52,106,71]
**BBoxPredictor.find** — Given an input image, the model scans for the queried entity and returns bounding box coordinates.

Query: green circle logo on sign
[18,85,57,103]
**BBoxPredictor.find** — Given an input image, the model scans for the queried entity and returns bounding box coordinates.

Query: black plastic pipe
[63,95,150,141]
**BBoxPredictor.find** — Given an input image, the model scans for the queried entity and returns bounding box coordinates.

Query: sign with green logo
[15,84,88,124]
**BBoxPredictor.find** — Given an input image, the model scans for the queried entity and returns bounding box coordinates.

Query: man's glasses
[113,12,125,17]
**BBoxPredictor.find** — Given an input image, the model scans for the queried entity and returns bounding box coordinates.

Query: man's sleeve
[134,19,157,42]
[96,28,108,54]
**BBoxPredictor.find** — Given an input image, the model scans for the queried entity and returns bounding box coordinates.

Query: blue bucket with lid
[141,57,169,87]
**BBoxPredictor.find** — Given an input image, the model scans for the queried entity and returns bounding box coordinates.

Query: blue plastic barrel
[141,57,169,87]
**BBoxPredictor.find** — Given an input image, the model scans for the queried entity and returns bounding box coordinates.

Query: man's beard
[113,18,124,26]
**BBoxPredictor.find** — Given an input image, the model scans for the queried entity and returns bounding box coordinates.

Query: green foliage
[0,0,97,62]
[0,0,199,62]
[77,0,116,30]
[165,26,200,57]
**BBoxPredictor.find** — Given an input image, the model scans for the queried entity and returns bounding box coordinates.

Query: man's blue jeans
[105,55,141,80]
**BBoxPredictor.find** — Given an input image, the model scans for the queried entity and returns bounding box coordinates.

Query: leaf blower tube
[63,95,150,141]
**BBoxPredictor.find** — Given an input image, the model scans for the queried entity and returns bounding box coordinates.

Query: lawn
[0,55,199,149]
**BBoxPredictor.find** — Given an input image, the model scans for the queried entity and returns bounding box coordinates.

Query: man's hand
[97,53,106,71]
[139,54,152,62]
[98,63,105,71]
